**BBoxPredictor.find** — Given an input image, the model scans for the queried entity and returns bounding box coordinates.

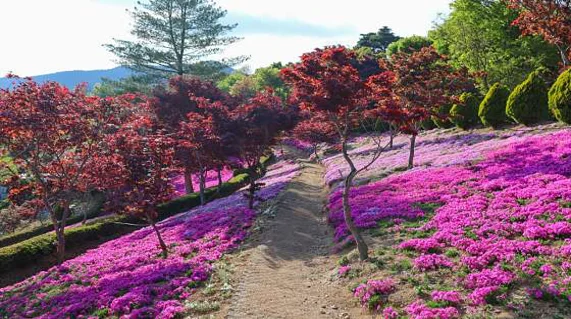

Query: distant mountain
[0,66,134,91]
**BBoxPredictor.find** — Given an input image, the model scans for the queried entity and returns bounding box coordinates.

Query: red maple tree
[230,90,288,209]
[509,0,571,67]
[153,76,233,195]
[282,46,392,260]
[292,114,337,160]
[0,78,131,262]
[109,112,175,257]
[375,47,473,169]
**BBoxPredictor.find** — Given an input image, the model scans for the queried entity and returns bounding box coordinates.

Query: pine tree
[105,0,245,78]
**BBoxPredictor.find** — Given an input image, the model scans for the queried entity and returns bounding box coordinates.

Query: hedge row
[0,193,106,248]
[0,155,274,273]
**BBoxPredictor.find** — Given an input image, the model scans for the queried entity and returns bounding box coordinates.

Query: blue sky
[0,0,451,76]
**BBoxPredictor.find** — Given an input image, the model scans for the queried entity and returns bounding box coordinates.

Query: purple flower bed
[323,124,564,186]
[282,138,314,153]
[327,128,571,314]
[170,168,234,197]
[0,160,300,318]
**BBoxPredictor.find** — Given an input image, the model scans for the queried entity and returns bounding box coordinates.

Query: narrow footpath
[224,159,366,319]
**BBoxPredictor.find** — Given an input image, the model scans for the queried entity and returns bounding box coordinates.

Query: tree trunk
[199,169,206,206]
[389,131,394,149]
[150,220,168,258]
[54,203,71,264]
[55,223,66,264]
[408,134,417,170]
[184,169,194,194]
[247,165,258,209]
[341,141,369,261]
[314,146,320,161]
[217,167,223,193]
[558,46,570,68]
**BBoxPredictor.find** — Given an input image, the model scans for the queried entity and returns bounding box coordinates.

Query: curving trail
[224,158,366,319]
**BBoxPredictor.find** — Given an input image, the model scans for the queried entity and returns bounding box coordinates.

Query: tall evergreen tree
[105,0,246,78]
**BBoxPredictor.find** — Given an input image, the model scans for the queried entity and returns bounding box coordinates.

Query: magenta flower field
[323,124,564,186]
[0,159,299,319]
[327,128,571,316]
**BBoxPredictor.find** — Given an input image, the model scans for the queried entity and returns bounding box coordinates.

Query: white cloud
[0,0,451,76]
[218,0,451,36]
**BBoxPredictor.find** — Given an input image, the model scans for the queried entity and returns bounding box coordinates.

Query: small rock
[320,310,327,315]
[340,313,350,319]
[331,305,338,310]
[321,305,327,309]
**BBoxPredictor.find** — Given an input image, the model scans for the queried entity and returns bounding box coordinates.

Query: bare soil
[218,159,368,319]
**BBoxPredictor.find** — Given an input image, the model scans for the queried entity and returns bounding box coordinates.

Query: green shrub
[549,68,571,124]
[431,104,454,128]
[450,93,481,130]
[420,118,437,130]
[506,71,550,125]
[479,83,511,128]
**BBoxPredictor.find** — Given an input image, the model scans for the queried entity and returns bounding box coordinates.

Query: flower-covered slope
[323,123,565,186]
[328,128,571,317]
[0,159,300,319]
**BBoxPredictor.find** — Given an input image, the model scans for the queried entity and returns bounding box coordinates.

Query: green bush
[549,68,571,124]
[420,118,437,130]
[0,155,275,273]
[431,104,454,128]
[479,83,511,128]
[506,71,550,125]
[450,93,481,130]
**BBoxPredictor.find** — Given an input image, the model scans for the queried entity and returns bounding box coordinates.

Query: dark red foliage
[375,47,474,135]
[509,0,571,67]
[0,78,140,262]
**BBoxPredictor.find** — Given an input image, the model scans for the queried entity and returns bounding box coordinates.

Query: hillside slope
[0,66,133,91]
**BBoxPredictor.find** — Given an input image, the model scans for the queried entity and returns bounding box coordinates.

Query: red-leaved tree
[178,99,220,205]
[509,0,571,67]
[230,90,288,209]
[292,114,337,160]
[0,77,129,262]
[376,47,474,169]
[153,76,233,195]
[282,46,392,260]
[108,106,175,257]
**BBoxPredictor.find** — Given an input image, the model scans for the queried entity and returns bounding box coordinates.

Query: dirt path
[224,159,366,319]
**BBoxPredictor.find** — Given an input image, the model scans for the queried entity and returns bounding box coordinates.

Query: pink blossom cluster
[327,128,571,313]
[0,160,300,318]
[431,291,463,305]
[353,279,396,311]
[338,265,352,277]
[405,300,461,319]
[413,254,454,271]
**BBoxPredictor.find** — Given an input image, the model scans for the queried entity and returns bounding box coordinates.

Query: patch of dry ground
[217,159,367,319]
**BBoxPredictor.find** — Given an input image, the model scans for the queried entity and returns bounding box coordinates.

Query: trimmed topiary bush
[506,71,550,126]
[450,93,481,130]
[431,104,454,128]
[479,83,511,128]
[549,68,571,124]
